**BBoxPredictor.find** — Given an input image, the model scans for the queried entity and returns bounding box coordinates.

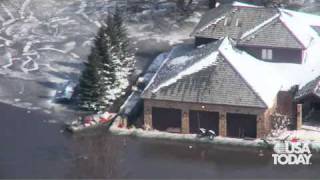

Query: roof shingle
[142,41,267,109]
[192,4,304,49]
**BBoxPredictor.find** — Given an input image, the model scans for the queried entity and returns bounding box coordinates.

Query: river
[0,103,320,178]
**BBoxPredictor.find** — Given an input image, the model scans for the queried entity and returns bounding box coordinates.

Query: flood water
[0,103,320,179]
[1,1,320,177]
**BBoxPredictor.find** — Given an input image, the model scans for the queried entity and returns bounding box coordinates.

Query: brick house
[191,3,315,64]
[295,76,320,122]
[140,2,320,139]
[141,40,269,138]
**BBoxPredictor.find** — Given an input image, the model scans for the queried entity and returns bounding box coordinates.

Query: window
[262,49,273,60]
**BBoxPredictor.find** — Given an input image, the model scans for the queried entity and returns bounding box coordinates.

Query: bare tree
[270,113,291,137]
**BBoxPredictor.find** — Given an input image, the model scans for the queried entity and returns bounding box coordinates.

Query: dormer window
[262,49,273,60]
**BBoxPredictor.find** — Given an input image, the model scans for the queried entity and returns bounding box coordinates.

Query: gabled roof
[238,17,304,49]
[141,40,267,109]
[295,76,320,100]
[191,5,278,40]
[192,2,318,49]
[220,37,320,107]
[143,36,320,108]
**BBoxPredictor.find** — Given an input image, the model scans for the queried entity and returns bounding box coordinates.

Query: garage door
[152,107,181,132]
[227,113,257,138]
[189,110,219,135]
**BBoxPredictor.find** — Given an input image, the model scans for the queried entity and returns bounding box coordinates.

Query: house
[140,2,320,139]
[191,2,318,64]
[142,39,268,138]
[295,76,320,122]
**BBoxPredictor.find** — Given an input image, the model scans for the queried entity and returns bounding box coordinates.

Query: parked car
[54,81,77,103]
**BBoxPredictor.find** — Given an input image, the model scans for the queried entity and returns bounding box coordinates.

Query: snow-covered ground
[277,129,320,142]
[0,0,202,119]
[110,116,266,148]
[110,116,320,152]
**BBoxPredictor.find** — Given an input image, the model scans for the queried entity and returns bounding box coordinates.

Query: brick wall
[144,99,268,138]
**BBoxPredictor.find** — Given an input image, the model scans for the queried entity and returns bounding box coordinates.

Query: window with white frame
[261,49,273,60]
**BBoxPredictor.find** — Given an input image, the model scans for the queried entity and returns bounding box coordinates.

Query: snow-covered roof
[152,51,219,93]
[279,9,318,48]
[281,9,320,27]
[192,2,320,50]
[232,1,260,8]
[142,40,267,108]
[240,13,280,39]
[143,35,320,109]
[220,37,320,107]
[142,2,320,109]
[295,76,320,100]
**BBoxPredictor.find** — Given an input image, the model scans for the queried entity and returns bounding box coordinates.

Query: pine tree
[78,26,117,112]
[78,8,133,112]
[105,7,133,97]
[78,46,101,112]
[97,30,118,111]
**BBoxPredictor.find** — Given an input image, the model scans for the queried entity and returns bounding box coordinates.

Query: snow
[198,16,226,33]
[63,41,76,52]
[127,24,191,45]
[23,41,33,53]
[0,36,13,46]
[241,14,280,39]
[1,3,16,26]
[146,52,169,73]
[2,52,13,69]
[232,2,320,49]
[281,9,320,27]
[110,117,265,148]
[279,10,319,48]
[144,46,184,92]
[76,1,87,14]
[20,0,31,19]
[38,47,67,54]
[276,129,320,142]
[185,12,202,23]
[232,1,260,8]
[168,55,192,66]
[219,38,320,107]
[152,51,219,93]
[21,56,39,73]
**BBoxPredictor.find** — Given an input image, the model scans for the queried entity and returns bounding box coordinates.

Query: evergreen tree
[78,7,133,112]
[78,46,101,112]
[97,31,119,111]
[79,26,117,112]
[105,7,133,96]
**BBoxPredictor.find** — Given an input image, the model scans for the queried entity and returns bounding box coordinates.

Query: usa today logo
[272,139,312,165]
